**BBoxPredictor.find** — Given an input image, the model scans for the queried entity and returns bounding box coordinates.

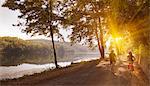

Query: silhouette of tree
[61,0,111,59]
[2,0,65,68]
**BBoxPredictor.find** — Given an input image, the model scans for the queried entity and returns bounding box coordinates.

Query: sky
[0,0,70,41]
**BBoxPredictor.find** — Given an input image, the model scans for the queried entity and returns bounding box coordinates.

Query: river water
[0,54,99,80]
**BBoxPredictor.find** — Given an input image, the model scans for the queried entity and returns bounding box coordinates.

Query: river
[0,54,100,80]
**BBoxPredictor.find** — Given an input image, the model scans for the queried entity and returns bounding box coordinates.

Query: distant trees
[0,37,53,65]
[0,37,52,56]
[0,37,93,66]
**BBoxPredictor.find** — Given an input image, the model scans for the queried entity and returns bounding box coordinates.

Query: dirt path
[0,60,149,86]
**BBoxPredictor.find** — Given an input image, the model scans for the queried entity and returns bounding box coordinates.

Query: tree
[107,0,150,64]
[61,0,150,58]
[61,0,110,59]
[108,0,150,48]
[2,0,64,68]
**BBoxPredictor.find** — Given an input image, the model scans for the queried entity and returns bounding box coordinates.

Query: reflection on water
[0,52,99,66]
[0,53,54,66]
[0,62,71,80]
[0,53,99,80]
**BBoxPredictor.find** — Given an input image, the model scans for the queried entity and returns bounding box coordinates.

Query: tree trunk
[50,29,58,68]
[98,0,105,59]
[99,18,105,59]
[48,0,58,68]
[95,25,102,59]
[94,19,104,59]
